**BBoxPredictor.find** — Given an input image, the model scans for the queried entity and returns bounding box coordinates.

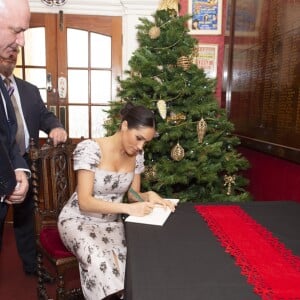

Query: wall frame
[189,0,222,35]
[195,44,218,78]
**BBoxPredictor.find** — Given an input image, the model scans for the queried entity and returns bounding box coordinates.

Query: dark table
[124,201,300,300]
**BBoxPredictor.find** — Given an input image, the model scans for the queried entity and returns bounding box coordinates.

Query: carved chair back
[30,138,77,235]
[29,138,83,299]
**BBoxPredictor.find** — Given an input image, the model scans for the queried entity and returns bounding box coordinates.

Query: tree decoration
[177,56,191,70]
[197,118,207,143]
[149,26,161,39]
[224,175,236,195]
[144,165,157,181]
[153,76,162,84]
[130,70,141,78]
[157,99,167,119]
[158,0,179,15]
[104,118,112,126]
[171,142,185,161]
[167,112,186,124]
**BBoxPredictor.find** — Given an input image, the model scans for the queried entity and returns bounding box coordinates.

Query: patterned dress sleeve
[135,152,145,174]
[73,139,100,172]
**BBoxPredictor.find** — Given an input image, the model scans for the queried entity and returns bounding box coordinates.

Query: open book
[125,198,179,226]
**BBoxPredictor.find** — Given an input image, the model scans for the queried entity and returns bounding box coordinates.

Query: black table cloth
[124,201,300,300]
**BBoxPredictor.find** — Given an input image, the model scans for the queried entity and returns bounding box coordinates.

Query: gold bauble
[144,165,157,181]
[130,70,141,78]
[177,56,191,70]
[149,26,161,39]
[197,118,207,143]
[171,142,185,161]
[157,100,167,119]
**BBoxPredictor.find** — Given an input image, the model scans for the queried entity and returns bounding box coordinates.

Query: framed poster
[196,44,218,78]
[189,0,222,35]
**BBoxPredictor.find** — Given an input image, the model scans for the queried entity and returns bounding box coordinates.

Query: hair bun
[120,102,135,118]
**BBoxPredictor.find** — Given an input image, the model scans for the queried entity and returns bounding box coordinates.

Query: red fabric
[195,205,300,300]
[39,227,74,259]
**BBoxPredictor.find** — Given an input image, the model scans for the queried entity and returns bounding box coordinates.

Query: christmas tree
[105,3,251,203]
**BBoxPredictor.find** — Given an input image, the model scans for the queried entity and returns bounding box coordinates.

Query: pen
[129,187,144,202]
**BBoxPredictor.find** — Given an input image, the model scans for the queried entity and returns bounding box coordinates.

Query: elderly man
[0,0,67,281]
[0,47,68,277]
[0,0,31,249]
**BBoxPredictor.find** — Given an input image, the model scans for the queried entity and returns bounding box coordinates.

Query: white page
[125,198,179,226]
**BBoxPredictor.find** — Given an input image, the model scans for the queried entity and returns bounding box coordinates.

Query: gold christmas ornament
[149,26,161,39]
[224,175,236,195]
[144,165,157,181]
[104,118,112,126]
[158,0,179,15]
[197,118,207,143]
[157,99,167,119]
[130,70,141,78]
[167,112,186,124]
[171,142,185,161]
[177,56,191,70]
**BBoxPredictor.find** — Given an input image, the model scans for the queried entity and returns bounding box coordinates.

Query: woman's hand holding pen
[128,201,155,216]
[144,191,176,212]
[128,188,176,215]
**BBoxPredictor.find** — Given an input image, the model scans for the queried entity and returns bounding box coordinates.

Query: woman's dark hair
[120,102,156,129]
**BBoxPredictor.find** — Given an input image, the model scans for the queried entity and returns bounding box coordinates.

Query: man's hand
[6,170,29,205]
[49,128,68,146]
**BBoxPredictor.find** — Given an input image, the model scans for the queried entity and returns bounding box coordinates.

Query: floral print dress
[58,140,144,300]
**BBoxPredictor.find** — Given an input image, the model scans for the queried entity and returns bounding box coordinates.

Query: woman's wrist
[120,202,132,215]
[129,187,144,202]
[141,192,149,202]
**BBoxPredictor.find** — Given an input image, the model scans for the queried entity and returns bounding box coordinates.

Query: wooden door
[16,12,122,140]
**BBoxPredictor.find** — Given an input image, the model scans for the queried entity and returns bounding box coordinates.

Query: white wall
[29,0,160,72]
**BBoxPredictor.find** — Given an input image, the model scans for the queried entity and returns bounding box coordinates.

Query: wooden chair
[29,138,83,300]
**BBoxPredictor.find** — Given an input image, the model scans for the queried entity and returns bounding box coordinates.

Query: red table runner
[195,205,300,300]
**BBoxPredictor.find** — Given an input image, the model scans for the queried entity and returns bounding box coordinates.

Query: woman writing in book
[58,102,175,300]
